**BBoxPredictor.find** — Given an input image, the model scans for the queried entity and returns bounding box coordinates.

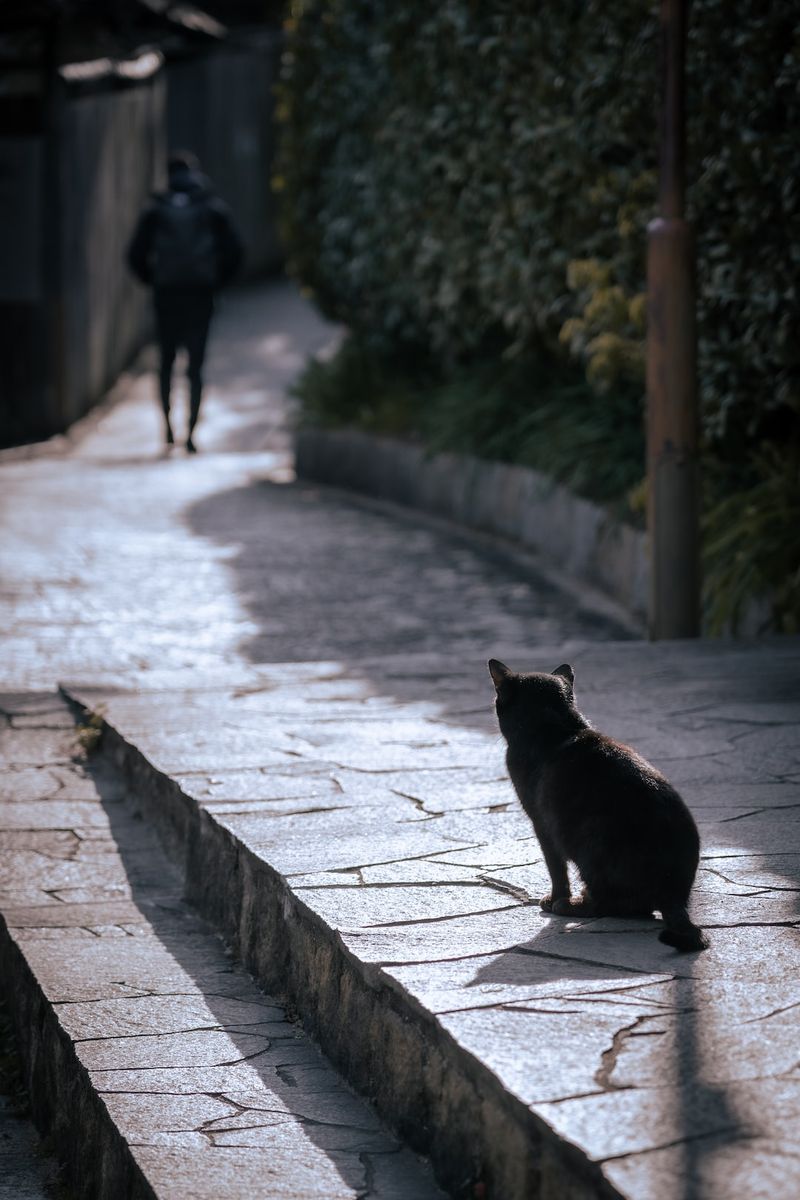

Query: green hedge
[277,0,800,629]
[278,1,798,441]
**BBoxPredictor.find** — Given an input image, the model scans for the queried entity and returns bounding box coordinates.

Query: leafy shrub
[703,446,800,634]
[293,337,429,436]
[278,1,799,438]
[277,3,657,373]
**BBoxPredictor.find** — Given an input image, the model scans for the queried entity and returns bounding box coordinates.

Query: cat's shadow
[469,914,669,989]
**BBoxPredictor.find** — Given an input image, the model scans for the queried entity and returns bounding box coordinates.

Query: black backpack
[150,192,218,288]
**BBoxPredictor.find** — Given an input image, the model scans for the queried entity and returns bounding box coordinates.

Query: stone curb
[295,428,648,623]
[65,694,624,1200]
[0,919,155,1200]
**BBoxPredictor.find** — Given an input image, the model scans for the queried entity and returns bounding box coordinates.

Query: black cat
[489,659,707,952]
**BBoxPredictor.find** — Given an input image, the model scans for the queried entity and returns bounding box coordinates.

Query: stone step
[0,692,445,1200]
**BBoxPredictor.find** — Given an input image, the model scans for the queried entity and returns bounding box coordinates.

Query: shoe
[186,436,197,454]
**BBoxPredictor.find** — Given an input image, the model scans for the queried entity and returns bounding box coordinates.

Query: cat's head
[488,659,578,737]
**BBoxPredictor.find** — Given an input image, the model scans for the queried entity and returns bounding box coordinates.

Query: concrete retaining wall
[295,427,649,623]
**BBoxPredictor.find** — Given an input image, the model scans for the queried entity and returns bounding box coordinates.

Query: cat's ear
[488,659,513,690]
[553,663,575,689]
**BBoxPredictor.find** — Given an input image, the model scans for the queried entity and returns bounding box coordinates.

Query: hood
[157,167,212,201]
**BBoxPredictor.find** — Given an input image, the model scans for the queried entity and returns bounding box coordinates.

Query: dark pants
[154,288,214,434]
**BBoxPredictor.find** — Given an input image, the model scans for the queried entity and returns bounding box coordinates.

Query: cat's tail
[659,905,708,952]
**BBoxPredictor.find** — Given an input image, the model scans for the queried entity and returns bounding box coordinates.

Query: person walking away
[127,151,243,452]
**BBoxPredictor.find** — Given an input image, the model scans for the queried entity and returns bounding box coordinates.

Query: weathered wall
[166,33,283,277]
[0,125,48,444]
[59,75,166,428]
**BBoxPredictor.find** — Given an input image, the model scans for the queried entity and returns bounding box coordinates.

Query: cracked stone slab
[171,769,348,803]
[223,823,464,877]
[296,882,523,929]
[534,1076,800,1172]
[129,1142,368,1200]
[0,727,82,767]
[0,799,126,829]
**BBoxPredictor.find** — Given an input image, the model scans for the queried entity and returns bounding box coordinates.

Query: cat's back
[544,728,698,838]
[560,729,667,786]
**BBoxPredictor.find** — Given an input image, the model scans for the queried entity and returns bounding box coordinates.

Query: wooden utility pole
[646,0,700,638]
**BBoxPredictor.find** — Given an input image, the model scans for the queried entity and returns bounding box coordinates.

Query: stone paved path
[1,281,799,1199]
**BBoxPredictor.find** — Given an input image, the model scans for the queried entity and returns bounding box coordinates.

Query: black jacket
[127,168,244,290]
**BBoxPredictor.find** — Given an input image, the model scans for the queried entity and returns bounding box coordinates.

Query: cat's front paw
[540,895,554,912]
[552,896,596,916]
